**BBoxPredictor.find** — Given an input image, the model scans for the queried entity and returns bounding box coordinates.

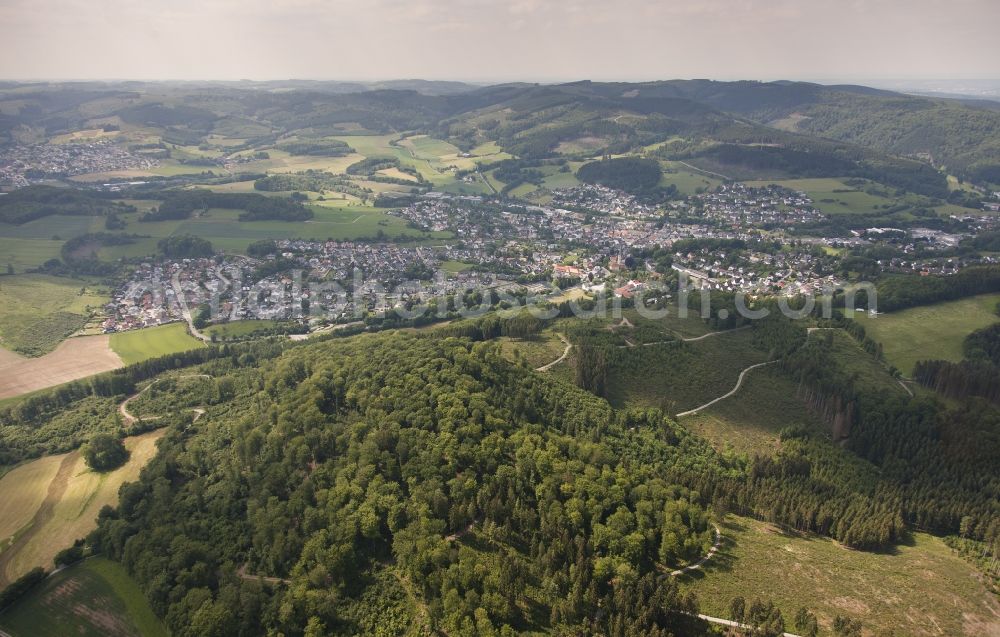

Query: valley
[0,76,999,636]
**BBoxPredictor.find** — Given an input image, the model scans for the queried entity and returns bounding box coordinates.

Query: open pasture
[743,177,901,215]
[0,274,109,356]
[0,557,168,637]
[0,237,64,272]
[660,161,723,194]
[99,206,451,259]
[853,293,1000,375]
[109,323,204,365]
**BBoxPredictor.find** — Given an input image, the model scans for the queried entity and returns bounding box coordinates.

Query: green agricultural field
[660,161,723,194]
[109,323,205,365]
[679,515,1000,637]
[97,206,451,260]
[853,293,1000,375]
[468,141,510,159]
[0,274,108,356]
[439,260,474,273]
[0,237,64,272]
[202,319,282,340]
[0,558,168,637]
[0,213,105,241]
[743,177,899,215]
[540,166,581,190]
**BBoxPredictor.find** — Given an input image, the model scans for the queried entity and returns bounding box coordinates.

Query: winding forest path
[118,374,211,425]
[236,563,291,586]
[623,325,752,348]
[535,334,572,372]
[674,160,731,181]
[668,524,723,577]
[681,325,750,342]
[693,614,802,637]
[675,361,777,418]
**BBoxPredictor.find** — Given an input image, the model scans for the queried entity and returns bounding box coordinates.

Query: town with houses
[99,182,1000,334]
[0,140,159,188]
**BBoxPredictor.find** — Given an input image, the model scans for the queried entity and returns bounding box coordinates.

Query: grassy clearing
[0,430,165,587]
[0,557,168,637]
[679,515,1000,637]
[0,237,64,272]
[498,333,568,370]
[622,309,716,339]
[98,206,449,260]
[743,177,900,215]
[109,323,205,365]
[682,366,826,457]
[853,293,1000,375]
[660,161,723,194]
[0,274,108,356]
[202,319,281,340]
[439,260,474,273]
[820,329,908,396]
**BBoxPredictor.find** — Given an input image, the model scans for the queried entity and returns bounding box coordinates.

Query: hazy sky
[1,0,998,82]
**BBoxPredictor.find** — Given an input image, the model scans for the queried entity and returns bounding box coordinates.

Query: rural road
[675,360,778,418]
[535,333,571,372]
[674,160,731,181]
[170,274,211,342]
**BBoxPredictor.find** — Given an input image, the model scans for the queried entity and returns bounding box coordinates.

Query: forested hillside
[0,313,996,634]
[3,79,998,187]
[85,333,718,636]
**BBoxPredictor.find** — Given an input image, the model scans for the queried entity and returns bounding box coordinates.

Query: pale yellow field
[377,167,419,182]
[0,335,124,400]
[0,429,165,587]
[0,455,64,548]
[49,129,120,144]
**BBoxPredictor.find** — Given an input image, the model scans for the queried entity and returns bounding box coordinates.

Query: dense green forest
[874,265,1000,312]
[0,307,997,634]
[0,185,134,224]
[141,191,314,222]
[5,80,998,189]
[274,139,354,157]
[84,334,719,635]
[576,157,663,194]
